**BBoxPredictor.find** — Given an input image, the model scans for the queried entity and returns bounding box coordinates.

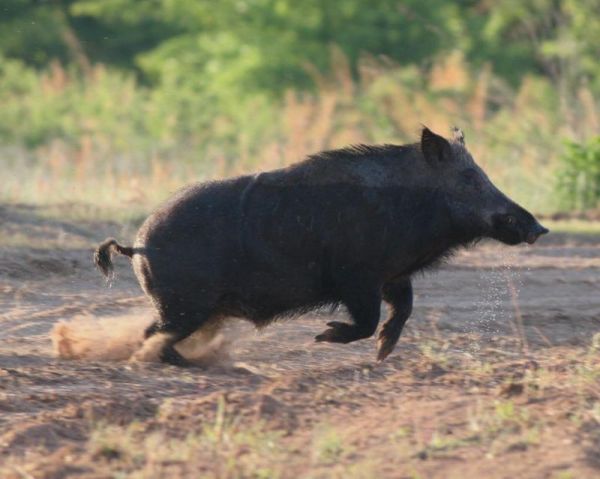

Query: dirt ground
[0,204,599,479]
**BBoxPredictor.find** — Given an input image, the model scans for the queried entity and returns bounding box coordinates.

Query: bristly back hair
[306,143,410,163]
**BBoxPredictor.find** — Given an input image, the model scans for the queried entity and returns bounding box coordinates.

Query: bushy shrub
[557,137,600,211]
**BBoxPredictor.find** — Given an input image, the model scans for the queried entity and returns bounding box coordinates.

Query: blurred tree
[0,0,177,73]
[472,0,600,90]
[72,0,466,95]
[0,0,75,67]
[1,0,599,98]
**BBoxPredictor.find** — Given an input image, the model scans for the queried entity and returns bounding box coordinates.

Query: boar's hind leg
[144,319,161,339]
[143,303,215,366]
[160,320,212,366]
[377,278,413,361]
[315,285,381,344]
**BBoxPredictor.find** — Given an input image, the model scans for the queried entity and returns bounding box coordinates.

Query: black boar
[95,127,548,365]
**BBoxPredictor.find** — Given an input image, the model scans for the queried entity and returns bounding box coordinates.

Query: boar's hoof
[159,346,190,367]
[376,335,397,362]
[315,321,360,344]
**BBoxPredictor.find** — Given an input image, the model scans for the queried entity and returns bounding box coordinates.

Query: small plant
[426,432,479,454]
[88,421,145,465]
[590,402,600,424]
[493,400,529,428]
[199,397,285,478]
[418,340,451,367]
[553,471,576,479]
[313,425,345,463]
[557,137,600,211]
[390,425,413,441]
[591,332,600,352]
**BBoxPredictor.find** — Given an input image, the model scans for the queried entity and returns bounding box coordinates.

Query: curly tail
[94,237,134,278]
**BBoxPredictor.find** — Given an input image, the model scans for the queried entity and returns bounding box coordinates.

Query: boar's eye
[505,215,516,225]
[462,169,482,189]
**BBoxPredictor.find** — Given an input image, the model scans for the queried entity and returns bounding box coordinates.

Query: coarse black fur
[96,127,548,366]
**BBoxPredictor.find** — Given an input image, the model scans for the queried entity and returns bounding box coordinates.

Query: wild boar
[95,127,548,365]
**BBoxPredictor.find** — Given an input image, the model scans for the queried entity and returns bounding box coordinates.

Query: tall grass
[2,52,598,216]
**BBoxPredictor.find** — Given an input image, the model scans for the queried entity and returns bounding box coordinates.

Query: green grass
[312,425,347,464]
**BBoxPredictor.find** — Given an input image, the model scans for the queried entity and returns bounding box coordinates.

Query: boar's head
[420,126,548,245]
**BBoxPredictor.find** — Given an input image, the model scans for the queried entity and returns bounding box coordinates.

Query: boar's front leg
[315,280,381,344]
[377,277,413,361]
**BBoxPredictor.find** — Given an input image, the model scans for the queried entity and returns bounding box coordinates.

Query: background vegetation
[2,0,600,214]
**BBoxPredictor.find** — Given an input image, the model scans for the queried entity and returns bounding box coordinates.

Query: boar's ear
[451,126,465,145]
[421,126,453,165]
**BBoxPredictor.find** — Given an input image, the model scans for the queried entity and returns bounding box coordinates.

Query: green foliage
[0,57,148,149]
[0,0,176,71]
[78,0,464,98]
[557,137,600,210]
[3,0,600,96]
[476,0,600,90]
[1,1,599,141]
[0,1,69,66]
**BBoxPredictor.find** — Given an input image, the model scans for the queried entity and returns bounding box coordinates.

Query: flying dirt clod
[94,126,549,366]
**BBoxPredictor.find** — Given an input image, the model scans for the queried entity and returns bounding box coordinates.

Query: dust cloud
[51,312,231,365]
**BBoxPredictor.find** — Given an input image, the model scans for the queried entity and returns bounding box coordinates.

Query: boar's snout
[525,222,549,244]
[489,204,549,246]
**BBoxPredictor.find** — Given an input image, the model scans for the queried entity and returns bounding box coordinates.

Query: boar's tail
[94,237,134,278]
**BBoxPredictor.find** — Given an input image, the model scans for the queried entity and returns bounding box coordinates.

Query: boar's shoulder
[263,144,425,188]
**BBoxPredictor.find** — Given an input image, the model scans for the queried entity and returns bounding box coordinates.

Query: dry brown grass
[4,55,599,217]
